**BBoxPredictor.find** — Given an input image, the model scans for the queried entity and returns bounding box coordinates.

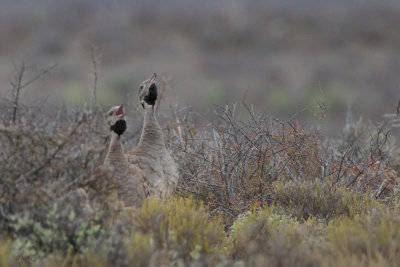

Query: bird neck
[104,132,127,166]
[137,106,165,152]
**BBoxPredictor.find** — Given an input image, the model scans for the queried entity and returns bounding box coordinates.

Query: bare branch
[397,97,400,116]
[11,63,25,124]
[16,114,87,183]
[9,63,57,124]
[90,44,99,107]
[19,64,57,91]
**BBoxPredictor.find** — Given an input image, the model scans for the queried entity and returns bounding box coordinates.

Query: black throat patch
[110,119,127,135]
[143,83,157,106]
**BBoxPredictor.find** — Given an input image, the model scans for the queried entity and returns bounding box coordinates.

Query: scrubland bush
[9,198,225,267]
[0,65,399,266]
[0,241,14,267]
[325,205,400,266]
[0,102,124,260]
[127,197,225,266]
[272,180,378,222]
[225,208,321,266]
[10,201,103,258]
[172,103,399,222]
[0,65,125,264]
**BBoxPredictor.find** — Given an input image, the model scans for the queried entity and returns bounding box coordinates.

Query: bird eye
[108,111,114,116]
[139,85,144,90]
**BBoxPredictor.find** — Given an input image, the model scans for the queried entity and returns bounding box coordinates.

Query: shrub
[172,103,399,222]
[34,248,108,267]
[10,200,104,259]
[129,197,225,265]
[272,180,378,222]
[225,207,321,267]
[124,232,152,267]
[334,117,399,198]
[0,241,14,267]
[21,197,224,266]
[326,205,400,265]
[1,64,399,265]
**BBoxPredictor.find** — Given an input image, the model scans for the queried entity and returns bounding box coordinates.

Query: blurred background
[1,0,400,136]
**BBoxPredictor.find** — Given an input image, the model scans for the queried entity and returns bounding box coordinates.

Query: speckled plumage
[127,102,179,199]
[127,74,179,199]
[103,106,149,207]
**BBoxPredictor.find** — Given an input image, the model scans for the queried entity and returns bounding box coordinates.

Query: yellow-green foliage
[273,180,378,222]
[125,232,152,267]
[0,241,13,267]
[37,249,107,267]
[226,207,321,267]
[10,203,103,259]
[130,197,225,264]
[5,198,400,267]
[326,205,400,266]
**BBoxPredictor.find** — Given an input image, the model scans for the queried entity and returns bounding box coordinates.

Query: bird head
[106,104,127,135]
[138,73,158,108]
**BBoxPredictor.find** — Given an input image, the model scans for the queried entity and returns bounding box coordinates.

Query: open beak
[149,73,157,84]
[115,104,124,116]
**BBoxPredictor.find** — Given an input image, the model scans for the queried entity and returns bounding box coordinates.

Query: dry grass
[0,65,399,266]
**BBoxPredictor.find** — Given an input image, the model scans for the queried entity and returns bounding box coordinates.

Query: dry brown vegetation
[1,64,400,266]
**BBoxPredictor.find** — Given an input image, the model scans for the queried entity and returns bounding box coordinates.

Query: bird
[103,104,149,207]
[126,73,179,199]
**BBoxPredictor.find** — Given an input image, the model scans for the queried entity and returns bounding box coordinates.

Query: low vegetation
[0,66,399,266]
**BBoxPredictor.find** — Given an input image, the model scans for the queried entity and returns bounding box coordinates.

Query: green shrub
[326,205,400,265]
[124,232,152,267]
[11,201,103,259]
[33,248,108,267]
[129,197,225,265]
[0,241,13,267]
[226,208,321,267]
[272,180,378,222]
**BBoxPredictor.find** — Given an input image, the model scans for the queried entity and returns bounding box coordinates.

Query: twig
[10,63,57,124]
[19,64,57,91]
[90,44,99,108]
[374,179,389,198]
[17,114,86,183]
[11,63,25,124]
[397,97,400,116]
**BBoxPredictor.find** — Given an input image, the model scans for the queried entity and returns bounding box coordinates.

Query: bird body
[103,105,148,207]
[127,73,179,199]
[102,73,179,207]
[127,102,178,198]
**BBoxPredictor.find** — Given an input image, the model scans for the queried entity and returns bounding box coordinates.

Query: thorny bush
[0,64,139,259]
[170,103,399,221]
[0,64,399,265]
